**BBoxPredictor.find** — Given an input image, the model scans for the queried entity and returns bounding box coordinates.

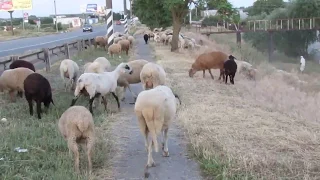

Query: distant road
[0,24,124,57]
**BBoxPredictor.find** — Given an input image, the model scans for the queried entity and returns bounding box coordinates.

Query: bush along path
[109,35,202,179]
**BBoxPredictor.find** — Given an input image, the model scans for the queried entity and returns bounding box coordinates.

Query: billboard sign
[0,0,33,11]
[86,4,97,13]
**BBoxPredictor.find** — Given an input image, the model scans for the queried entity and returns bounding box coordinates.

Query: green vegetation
[0,48,130,179]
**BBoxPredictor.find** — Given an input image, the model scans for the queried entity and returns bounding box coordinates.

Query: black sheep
[10,60,36,97]
[10,59,36,72]
[24,73,54,119]
[143,34,149,44]
[224,55,238,85]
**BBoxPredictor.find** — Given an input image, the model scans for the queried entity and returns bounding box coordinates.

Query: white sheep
[58,105,95,174]
[84,57,111,73]
[71,62,133,114]
[117,59,149,101]
[140,62,166,90]
[134,85,181,178]
[0,67,34,102]
[59,59,80,92]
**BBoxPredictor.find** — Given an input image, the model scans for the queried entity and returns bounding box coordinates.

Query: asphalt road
[0,24,124,57]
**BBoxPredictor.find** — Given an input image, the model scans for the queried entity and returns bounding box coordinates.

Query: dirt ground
[149,33,320,179]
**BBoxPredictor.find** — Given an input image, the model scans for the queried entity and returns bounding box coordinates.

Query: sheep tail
[60,61,68,80]
[77,120,89,133]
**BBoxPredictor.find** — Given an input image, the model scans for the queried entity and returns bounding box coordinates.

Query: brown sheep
[58,106,95,174]
[118,39,130,55]
[188,51,227,81]
[108,43,122,58]
[94,36,108,51]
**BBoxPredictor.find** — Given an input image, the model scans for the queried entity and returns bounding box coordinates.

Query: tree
[206,0,229,10]
[247,0,284,16]
[132,0,172,29]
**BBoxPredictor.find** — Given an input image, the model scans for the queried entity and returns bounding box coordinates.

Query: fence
[0,38,94,73]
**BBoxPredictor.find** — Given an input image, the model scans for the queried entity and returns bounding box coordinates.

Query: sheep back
[9,59,35,72]
[58,106,94,141]
[189,51,228,77]
[0,67,34,92]
[93,57,112,71]
[94,36,107,50]
[118,39,131,55]
[140,62,166,90]
[24,73,53,105]
[117,59,149,86]
[60,59,79,80]
[108,43,122,55]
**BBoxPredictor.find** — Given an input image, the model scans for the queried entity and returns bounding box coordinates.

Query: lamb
[117,59,149,101]
[59,59,80,92]
[84,57,111,73]
[224,55,238,84]
[94,36,108,51]
[24,73,54,119]
[128,35,135,47]
[118,39,131,55]
[9,59,35,72]
[140,62,166,90]
[108,43,122,58]
[188,51,227,81]
[134,85,180,178]
[0,67,34,102]
[58,106,95,174]
[143,34,149,44]
[70,62,133,114]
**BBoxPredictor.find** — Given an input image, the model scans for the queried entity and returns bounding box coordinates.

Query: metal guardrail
[0,38,94,72]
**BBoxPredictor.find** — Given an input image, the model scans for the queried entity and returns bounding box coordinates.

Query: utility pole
[123,0,128,34]
[54,0,58,32]
[106,0,114,46]
[8,11,14,35]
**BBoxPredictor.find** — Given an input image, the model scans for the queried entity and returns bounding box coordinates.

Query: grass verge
[0,47,130,179]
[150,30,320,179]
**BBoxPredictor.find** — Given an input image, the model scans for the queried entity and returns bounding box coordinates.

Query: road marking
[0,29,106,53]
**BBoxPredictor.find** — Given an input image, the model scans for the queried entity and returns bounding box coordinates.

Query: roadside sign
[23,12,28,23]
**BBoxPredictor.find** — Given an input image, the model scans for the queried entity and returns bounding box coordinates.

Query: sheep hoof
[147,162,156,167]
[144,172,150,178]
[161,143,164,150]
[162,151,169,157]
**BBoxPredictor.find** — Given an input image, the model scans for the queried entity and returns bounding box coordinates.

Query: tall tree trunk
[171,10,182,52]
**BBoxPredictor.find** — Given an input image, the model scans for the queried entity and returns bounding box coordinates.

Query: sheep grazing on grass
[9,59,35,72]
[224,55,238,85]
[108,43,122,59]
[71,63,133,114]
[84,57,111,73]
[188,51,227,81]
[117,59,149,102]
[24,73,54,119]
[58,106,95,174]
[0,67,34,102]
[134,85,180,178]
[118,39,131,55]
[94,36,108,51]
[140,62,166,90]
[59,59,80,92]
[143,34,149,44]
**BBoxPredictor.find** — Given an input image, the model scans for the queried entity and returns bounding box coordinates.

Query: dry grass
[150,30,320,179]
[0,29,58,41]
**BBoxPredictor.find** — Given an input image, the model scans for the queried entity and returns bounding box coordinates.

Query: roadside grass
[0,29,58,41]
[0,47,130,179]
[150,29,320,179]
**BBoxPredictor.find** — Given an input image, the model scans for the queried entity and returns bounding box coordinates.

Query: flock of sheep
[0,27,259,178]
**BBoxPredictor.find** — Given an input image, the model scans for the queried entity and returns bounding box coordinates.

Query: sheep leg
[231,72,235,85]
[101,96,108,111]
[127,85,137,100]
[137,112,149,152]
[225,74,228,84]
[89,97,95,115]
[17,91,23,98]
[219,69,225,81]
[68,137,80,174]
[70,96,80,106]
[208,69,214,80]
[27,99,33,116]
[36,101,42,119]
[9,90,16,102]
[202,70,205,78]
[111,92,120,110]
[86,136,94,175]
[144,137,156,178]
[162,128,169,157]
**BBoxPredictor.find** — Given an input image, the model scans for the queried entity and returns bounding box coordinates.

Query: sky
[0,0,256,19]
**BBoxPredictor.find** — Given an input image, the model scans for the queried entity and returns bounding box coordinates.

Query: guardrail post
[236,31,241,48]
[77,40,82,51]
[82,39,86,50]
[88,38,92,48]
[43,48,51,72]
[64,43,70,59]
[268,31,274,62]
[10,55,19,62]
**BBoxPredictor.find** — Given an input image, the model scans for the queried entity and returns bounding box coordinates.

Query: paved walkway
[110,35,202,180]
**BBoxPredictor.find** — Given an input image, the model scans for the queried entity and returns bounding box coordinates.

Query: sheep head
[117,63,133,75]
[188,68,196,78]
[229,55,236,61]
